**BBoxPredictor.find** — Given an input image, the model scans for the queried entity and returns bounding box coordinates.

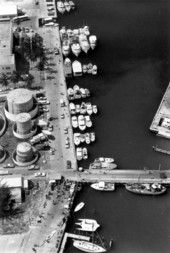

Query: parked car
[54,49,59,55]
[66,160,71,169]
[28,165,40,170]
[64,127,68,134]
[3,163,15,168]
[35,172,46,177]
[65,140,70,148]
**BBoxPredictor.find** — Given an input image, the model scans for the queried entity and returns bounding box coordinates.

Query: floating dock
[150,82,170,138]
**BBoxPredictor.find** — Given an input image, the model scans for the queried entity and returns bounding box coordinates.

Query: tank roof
[16,113,31,122]
[7,89,33,104]
[17,142,32,153]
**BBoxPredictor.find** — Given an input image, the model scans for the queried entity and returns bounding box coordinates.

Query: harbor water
[59,0,170,252]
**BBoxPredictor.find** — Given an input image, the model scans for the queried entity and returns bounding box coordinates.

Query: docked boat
[71,43,81,57]
[69,102,76,114]
[80,102,87,114]
[69,1,75,10]
[92,65,98,75]
[80,134,85,143]
[68,88,74,100]
[82,64,87,74]
[72,60,82,77]
[90,132,95,142]
[64,0,71,12]
[64,58,72,78]
[89,162,117,170]
[60,26,67,40]
[89,35,97,50]
[73,240,106,253]
[79,34,90,53]
[62,40,71,57]
[85,132,91,144]
[74,202,85,212]
[94,157,115,163]
[57,1,65,14]
[83,26,90,36]
[76,104,81,113]
[72,116,78,128]
[83,147,88,159]
[76,147,83,161]
[93,105,98,114]
[74,133,81,146]
[85,115,92,128]
[84,88,90,97]
[91,181,115,191]
[76,219,100,232]
[73,85,82,99]
[78,115,86,131]
[125,183,166,195]
[86,102,93,115]
[87,63,93,74]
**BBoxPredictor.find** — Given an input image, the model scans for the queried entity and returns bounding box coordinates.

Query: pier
[59,233,90,253]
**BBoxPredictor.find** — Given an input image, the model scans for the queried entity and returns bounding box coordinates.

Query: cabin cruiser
[84,88,90,97]
[86,102,93,115]
[85,133,91,144]
[94,157,115,163]
[80,134,85,143]
[67,88,74,100]
[76,104,81,113]
[82,64,87,74]
[80,88,87,98]
[76,147,83,161]
[78,115,86,131]
[89,162,117,170]
[72,60,82,76]
[85,115,92,128]
[89,35,97,50]
[74,133,81,146]
[64,57,72,78]
[80,102,87,114]
[125,183,166,195]
[72,116,78,128]
[64,0,71,12]
[91,182,115,191]
[57,1,65,14]
[92,65,98,75]
[69,1,75,10]
[93,105,98,114]
[71,43,81,57]
[83,147,88,159]
[73,85,82,99]
[90,132,95,142]
[60,26,67,40]
[83,26,90,36]
[76,219,100,232]
[69,102,76,114]
[62,40,71,56]
[79,34,90,53]
[73,240,106,253]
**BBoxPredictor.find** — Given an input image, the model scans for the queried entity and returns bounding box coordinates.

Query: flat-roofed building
[0,20,15,76]
[0,4,17,20]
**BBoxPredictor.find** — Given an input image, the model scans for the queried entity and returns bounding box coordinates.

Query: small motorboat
[90,132,95,142]
[74,202,85,212]
[69,0,75,10]
[92,65,98,75]
[72,116,78,128]
[79,33,90,53]
[78,115,86,131]
[84,88,90,97]
[76,219,100,232]
[71,43,81,57]
[85,132,91,144]
[73,240,106,253]
[91,181,115,191]
[69,102,76,114]
[76,147,83,161]
[72,60,82,77]
[80,134,85,143]
[62,40,71,57]
[94,157,115,163]
[86,102,93,115]
[76,104,81,113]
[64,0,71,12]
[64,57,72,78]
[74,133,81,146]
[73,85,82,99]
[87,63,93,74]
[85,115,92,128]
[93,105,98,114]
[82,64,87,74]
[80,102,87,114]
[89,35,97,50]
[125,183,167,195]
[68,88,74,100]
[89,162,117,170]
[60,26,67,40]
[80,88,87,98]
[83,26,90,36]
[57,1,66,14]
[83,147,88,159]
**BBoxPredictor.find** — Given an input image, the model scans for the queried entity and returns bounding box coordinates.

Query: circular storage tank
[7,89,33,115]
[16,142,34,163]
[16,113,32,135]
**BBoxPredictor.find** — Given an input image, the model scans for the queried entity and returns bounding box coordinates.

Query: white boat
[80,102,87,114]
[76,219,100,232]
[62,40,71,56]
[78,115,86,131]
[83,26,90,36]
[64,0,71,12]
[92,65,98,75]
[74,133,81,146]
[73,85,82,99]
[76,147,83,161]
[85,115,92,128]
[87,63,93,74]
[69,102,76,114]
[85,132,91,144]
[60,26,67,40]
[91,181,115,191]
[73,240,106,253]
[89,162,117,170]
[86,102,93,115]
[64,57,72,78]
[74,202,85,212]
[82,64,87,74]
[93,105,98,114]
[72,116,78,128]
[76,104,81,113]
[83,147,88,159]
[72,60,82,76]
[89,35,97,50]
[84,88,90,97]
[68,88,74,100]
[80,134,85,143]
[57,1,65,14]
[73,29,79,36]
[94,157,115,163]
[79,34,90,53]
[69,1,75,10]
[90,132,95,142]
[71,43,81,57]
[80,88,87,98]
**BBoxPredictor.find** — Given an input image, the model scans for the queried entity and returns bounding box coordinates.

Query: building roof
[0,54,15,65]
[0,20,12,53]
[0,175,23,188]
[0,4,17,16]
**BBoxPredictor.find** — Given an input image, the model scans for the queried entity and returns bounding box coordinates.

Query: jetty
[152,146,170,155]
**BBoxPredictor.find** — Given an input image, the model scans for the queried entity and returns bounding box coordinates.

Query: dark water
[58,0,170,252]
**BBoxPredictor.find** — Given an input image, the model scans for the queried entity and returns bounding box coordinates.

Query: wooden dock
[59,233,90,253]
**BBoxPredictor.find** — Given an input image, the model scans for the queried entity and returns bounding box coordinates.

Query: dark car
[3,163,15,168]
[66,160,72,169]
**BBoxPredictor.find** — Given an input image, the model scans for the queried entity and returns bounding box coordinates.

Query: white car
[35,172,46,177]
[65,140,70,148]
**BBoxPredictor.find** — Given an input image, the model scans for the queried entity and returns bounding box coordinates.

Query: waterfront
[59,0,170,252]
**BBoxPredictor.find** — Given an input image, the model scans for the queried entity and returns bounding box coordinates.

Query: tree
[10,71,20,86]
[24,73,34,88]
[0,184,13,219]
[0,73,9,89]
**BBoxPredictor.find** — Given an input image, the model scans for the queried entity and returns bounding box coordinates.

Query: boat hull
[91,183,115,191]
[125,184,166,195]
[73,240,106,253]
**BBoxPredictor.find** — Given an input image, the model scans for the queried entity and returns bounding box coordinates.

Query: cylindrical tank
[0,146,4,158]
[16,113,32,134]
[7,89,33,115]
[16,142,34,163]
